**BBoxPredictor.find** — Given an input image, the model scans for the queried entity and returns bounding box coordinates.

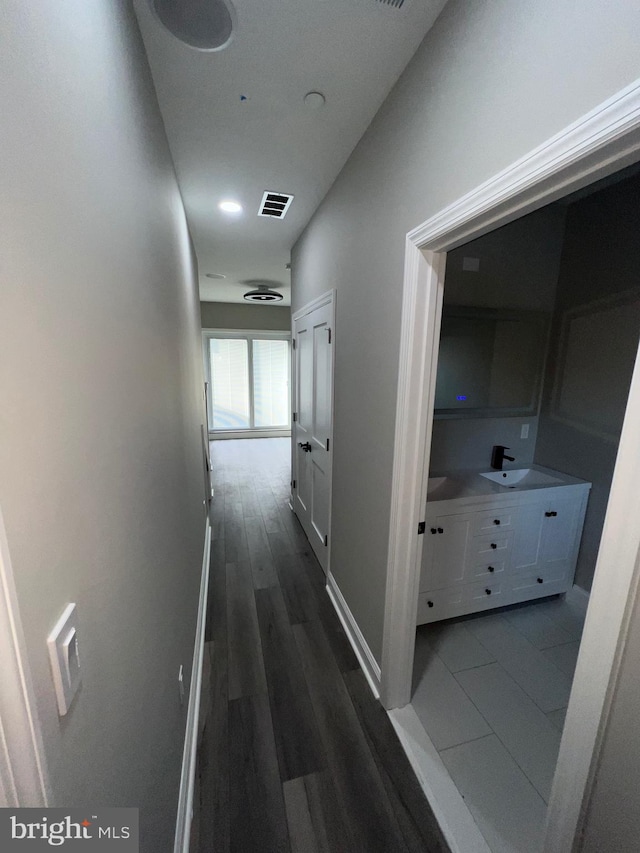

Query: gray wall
[0,3,205,850]
[431,206,566,471]
[535,175,640,591]
[292,0,640,662]
[201,301,291,331]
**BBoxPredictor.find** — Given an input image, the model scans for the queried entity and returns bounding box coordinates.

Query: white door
[292,293,335,572]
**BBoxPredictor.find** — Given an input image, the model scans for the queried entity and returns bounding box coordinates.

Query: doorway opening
[411,163,640,853]
[382,81,640,853]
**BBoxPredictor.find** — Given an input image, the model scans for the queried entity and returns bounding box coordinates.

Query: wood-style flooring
[194,438,449,853]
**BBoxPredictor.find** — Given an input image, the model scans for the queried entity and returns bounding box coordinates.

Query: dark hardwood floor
[196,438,449,853]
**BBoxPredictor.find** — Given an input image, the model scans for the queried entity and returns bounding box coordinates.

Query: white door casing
[0,504,50,807]
[382,78,640,853]
[292,291,335,573]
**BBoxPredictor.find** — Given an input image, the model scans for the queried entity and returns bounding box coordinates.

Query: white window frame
[202,328,291,440]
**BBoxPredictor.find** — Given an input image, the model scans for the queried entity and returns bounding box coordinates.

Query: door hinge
[324,534,328,546]
[418,522,426,535]
[292,479,296,490]
[292,338,296,350]
[326,438,330,451]
[293,412,297,422]
[327,328,332,344]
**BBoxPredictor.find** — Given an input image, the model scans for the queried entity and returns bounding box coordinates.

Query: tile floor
[411,595,587,853]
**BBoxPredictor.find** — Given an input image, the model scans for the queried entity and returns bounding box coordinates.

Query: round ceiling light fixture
[151,0,236,51]
[244,285,283,303]
[219,200,242,214]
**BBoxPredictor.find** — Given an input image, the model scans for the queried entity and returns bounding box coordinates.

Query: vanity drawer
[466,555,507,581]
[510,565,570,596]
[416,588,464,623]
[416,578,505,624]
[472,507,519,535]
[468,531,512,562]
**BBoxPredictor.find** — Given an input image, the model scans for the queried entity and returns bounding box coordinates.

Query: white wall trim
[388,705,490,853]
[408,78,640,253]
[381,243,445,708]
[0,504,50,808]
[291,289,334,321]
[382,77,640,853]
[326,572,381,699]
[174,518,212,853]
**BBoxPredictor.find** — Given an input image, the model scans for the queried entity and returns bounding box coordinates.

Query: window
[203,330,291,434]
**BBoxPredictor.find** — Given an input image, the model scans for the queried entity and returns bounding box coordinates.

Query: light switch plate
[520,423,530,439]
[47,603,81,716]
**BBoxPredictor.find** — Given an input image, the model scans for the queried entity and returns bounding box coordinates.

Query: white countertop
[427,463,591,505]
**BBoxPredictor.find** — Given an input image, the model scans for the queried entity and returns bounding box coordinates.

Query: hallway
[195,439,448,852]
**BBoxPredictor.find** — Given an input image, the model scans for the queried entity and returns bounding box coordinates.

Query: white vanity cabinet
[417,480,590,625]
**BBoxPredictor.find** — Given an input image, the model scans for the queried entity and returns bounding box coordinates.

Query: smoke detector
[244,285,283,303]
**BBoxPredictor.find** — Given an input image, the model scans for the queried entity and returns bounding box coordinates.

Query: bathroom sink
[480,468,563,488]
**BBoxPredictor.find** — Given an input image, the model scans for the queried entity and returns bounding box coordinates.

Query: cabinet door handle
[430,528,437,534]
[490,543,497,549]
[485,588,492,595]
[437,527,443,534]
[493,519,501,525]
[427,600,434,608]
[545,511,558,517]
[537,577,543,584]
[488,566,495,573]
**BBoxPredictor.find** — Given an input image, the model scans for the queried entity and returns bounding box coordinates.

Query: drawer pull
[487,566,495,573]
[493,519,501,525]
[430,528,437,534]
[545,511,558,517]
[537,577,543,584]
[437,527,444,534]
[490,543,497,550]
[427,600,434,608]
[485,588,492,595]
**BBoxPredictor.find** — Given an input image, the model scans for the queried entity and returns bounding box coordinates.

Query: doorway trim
[0,505,50,807]
[382,77,640,851]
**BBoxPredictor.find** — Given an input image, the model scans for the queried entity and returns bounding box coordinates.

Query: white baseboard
[326,572,381,699]
[388,705,490,853]
[174,518,212,853]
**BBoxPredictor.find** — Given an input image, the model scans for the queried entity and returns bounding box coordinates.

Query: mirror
[434,307,549,418]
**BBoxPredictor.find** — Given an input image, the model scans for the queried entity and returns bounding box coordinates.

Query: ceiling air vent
[377,0,406,7]
[258,191,294,219]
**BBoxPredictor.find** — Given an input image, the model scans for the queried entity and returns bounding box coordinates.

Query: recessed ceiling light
[205,273,227,279]
[219,200,242,214]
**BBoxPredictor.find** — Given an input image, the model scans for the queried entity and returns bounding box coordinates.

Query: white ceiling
[134,0,447,305]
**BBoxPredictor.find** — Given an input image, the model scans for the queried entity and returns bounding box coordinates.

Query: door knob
[298,442,312,452]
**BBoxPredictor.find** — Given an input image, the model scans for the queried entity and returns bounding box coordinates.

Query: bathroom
[411,163,640,853]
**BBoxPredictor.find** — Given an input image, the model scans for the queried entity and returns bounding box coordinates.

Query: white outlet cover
[521,423,530,439]
[47,603,81,716]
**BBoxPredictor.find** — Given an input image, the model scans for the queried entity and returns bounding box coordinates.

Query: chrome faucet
[491,445,515,471]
